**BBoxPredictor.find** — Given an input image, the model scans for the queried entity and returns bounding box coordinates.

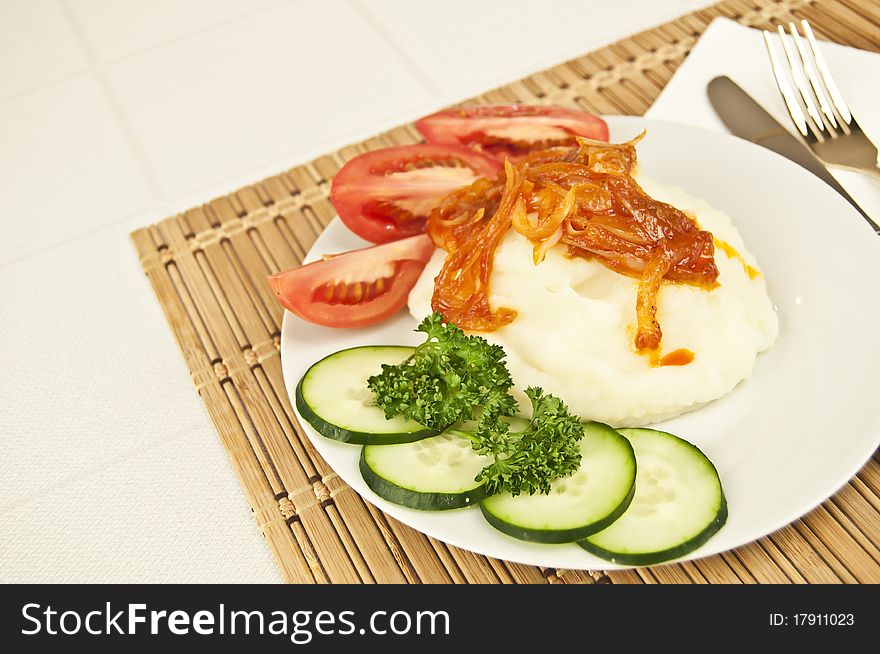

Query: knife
[707,75,879,231]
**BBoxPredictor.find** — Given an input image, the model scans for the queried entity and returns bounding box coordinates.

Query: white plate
[280,116,880,570]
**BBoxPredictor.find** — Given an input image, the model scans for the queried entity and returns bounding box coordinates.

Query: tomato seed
[314,270,397,306]
[380,157,466,175]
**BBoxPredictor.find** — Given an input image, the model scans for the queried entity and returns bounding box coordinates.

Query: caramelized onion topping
[426,134,719,354]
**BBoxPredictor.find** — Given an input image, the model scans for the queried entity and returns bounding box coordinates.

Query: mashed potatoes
[409,176,778,427]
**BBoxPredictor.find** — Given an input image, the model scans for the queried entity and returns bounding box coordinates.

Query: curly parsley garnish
[368,313,583,496]
[367,312,518,431]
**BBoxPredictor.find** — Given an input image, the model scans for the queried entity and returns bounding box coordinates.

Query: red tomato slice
[415,104,609,160]
[330,144,500,244]
[268,234,435,328]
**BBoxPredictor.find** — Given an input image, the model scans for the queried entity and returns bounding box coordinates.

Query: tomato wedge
[268,234,435,328]
[415,104,609,160]
[330,144,500,244]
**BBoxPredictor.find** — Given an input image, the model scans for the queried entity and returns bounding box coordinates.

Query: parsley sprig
[368,313,584,496]
[367,312,518,431]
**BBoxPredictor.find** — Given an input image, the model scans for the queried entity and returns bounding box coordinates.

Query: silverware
[707,75,879,232]
[764,20,880,181]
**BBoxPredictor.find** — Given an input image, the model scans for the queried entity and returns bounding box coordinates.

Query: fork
[764,20,880,181]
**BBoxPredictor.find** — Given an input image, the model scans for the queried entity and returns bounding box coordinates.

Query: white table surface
[0,0,712,583]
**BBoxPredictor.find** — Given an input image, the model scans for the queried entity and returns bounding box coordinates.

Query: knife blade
[707,75,879,231]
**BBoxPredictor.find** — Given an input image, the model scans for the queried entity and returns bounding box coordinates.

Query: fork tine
[801,20,853,126]
[777,25,826,135]
[788,22,838,130]
[763,30,813,140]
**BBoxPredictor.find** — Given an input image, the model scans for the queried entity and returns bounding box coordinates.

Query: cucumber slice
[480,422,636,543]
[579,428,727,566]
[296,346,439,445]
[360,430,493,510]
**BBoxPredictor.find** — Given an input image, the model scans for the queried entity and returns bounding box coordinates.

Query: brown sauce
[658,348,695,367]
[427,136,720,353]
[714,238,759,280]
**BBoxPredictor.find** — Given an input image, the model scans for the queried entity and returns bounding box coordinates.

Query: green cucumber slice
[579,427,727,566]
[296,345,438,445]
[360,430,493,510]
[480,422,637,543]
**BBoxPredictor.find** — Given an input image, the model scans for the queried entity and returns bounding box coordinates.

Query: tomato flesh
[415,104,609,160]
[330,145,501,244]
[312,260,398,305]
[269,234,435,328]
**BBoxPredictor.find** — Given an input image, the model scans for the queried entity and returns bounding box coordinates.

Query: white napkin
[646,18,880,221]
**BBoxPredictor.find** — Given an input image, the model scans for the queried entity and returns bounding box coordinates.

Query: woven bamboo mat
[131,0,880,584]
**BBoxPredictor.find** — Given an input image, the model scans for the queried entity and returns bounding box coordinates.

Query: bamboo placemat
[131,0,880,584]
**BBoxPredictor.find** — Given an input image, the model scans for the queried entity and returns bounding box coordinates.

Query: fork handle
[834,163,880,182]
[863,165,880,183]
